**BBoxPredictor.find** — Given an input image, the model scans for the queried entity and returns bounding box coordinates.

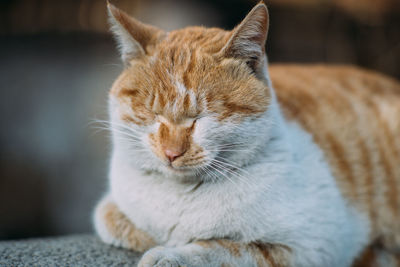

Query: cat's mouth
[161,152,220,178]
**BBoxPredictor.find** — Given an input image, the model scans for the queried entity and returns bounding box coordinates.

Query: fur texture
[94,2,400,266]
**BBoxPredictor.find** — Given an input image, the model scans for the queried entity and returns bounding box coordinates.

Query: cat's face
[108,3,271,181]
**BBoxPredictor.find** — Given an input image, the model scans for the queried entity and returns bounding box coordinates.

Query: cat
[94,2,400,266]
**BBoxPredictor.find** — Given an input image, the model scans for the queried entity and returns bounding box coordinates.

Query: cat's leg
[353,245,400,267]
[93,194,156,252]
[138,239,292,267]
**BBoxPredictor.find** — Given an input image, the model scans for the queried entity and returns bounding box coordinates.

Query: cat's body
[273,65,400,251]
[94,3,400,266]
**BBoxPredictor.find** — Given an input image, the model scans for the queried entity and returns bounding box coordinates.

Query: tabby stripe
[195,240,291,267]
[326,133,355,196]
[250,243,292,267]
[380,118,400,217]
[343,91,378,229]
[378,143,398,217]
[370,100,399,218]
[103,202,156,252]
[358,137,377,233]
[149,92,156,110]
[333,89,362,202]
[352,246,376,267]
[254,244,275,266]
[216,240,242,257]
[121,114,144,125]
[183,93,191,110]
[320,86,358,200]
[359,108,382,237]
[182,49,196,89]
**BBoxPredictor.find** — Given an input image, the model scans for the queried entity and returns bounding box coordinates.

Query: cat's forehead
[145,27,231,78]
[157,27,231,55]
[118,28,230,97]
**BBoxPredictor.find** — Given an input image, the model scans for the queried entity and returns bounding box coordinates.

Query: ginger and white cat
[94,2,400,266]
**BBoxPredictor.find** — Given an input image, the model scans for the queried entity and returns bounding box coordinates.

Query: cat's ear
[220,3,269,74]
[107,2,165,65]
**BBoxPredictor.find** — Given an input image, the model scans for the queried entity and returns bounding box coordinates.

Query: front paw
[94,194,156,252]
[94,194,124,247]
[138,247,183,267]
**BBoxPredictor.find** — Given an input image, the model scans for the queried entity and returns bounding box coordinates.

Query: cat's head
[107,2,274,182]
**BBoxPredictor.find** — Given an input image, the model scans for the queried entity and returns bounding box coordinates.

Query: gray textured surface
[0,234,141,267]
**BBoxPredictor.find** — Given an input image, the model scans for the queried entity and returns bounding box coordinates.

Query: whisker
[199,165,218,183]
[90,119,144,135]
[212,157,250,174]
[208,143,248,148]
[208,163,240,188]
[198,162,218,181]
[211,160,253,188]
[207,149,251,152]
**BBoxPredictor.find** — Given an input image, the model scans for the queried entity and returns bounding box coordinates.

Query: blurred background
[0,0,399,240]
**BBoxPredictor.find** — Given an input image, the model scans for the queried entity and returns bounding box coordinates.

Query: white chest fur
[109,120,370,266]
[111,156,271,246]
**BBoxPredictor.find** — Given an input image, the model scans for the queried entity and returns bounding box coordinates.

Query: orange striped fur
[271,65,400,254]
[98,200,155,252]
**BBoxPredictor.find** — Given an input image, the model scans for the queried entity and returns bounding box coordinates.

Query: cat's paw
[138,247,183,267]
[94,194,156,252]
[94,194,124,247]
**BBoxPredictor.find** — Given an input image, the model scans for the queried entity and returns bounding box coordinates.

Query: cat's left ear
[220,3,269,75]
[107,2,165,65]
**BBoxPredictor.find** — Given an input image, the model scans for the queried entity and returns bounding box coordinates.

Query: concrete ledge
[0,234,141,266]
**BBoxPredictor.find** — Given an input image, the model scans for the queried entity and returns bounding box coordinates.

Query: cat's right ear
[107,2,165,65]
[219,3,269,76]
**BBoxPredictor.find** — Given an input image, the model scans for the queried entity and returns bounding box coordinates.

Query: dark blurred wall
[0,34,118,239]
[0,0,399,240]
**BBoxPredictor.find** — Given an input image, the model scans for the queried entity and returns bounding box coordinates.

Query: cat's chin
[158,165,204,183]
[167,166,196,175]
[167,166,192,174]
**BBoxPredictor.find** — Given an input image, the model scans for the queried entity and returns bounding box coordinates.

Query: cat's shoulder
[270,64,400,122]
[270,64,400,97]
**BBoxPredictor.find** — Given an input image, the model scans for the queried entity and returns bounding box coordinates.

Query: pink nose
[164,149,184,162]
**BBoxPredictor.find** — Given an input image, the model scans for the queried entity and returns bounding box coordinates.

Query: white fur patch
[175,81,187,96]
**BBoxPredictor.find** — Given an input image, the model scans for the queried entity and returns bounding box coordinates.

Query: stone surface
[0,234,141,267]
